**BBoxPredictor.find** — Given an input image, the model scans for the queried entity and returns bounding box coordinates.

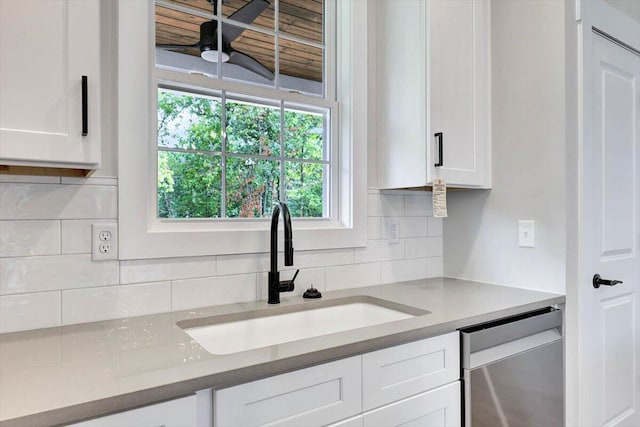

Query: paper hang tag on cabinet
[432,178,448,218]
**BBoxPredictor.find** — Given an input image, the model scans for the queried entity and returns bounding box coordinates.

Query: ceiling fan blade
[156,42,202,49]
[228,50,274,80]
[223,0,270,43]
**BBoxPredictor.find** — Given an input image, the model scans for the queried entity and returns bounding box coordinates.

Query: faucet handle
[291,269,300,283]
[279,269,299,293]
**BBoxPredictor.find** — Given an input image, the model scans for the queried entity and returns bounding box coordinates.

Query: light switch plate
[518,220,535,248]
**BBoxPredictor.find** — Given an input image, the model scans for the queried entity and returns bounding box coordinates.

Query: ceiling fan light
[201,49,230,63]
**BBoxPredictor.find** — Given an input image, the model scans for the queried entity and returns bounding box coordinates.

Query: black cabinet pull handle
[82,75,88,136]
[593,274,623,288]
[434,132,443,167]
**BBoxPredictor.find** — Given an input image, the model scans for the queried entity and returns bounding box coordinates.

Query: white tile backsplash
[397,217,429,238]
[354,239,404,263]
[295,248,355,268]
[61,220,111,254]
[0,220,60,257]
[0,255,119,295]
[405,237,443,259]
[60,176,118,186]
[216,248,356,276]
[367,217,386,240]
[0,175,60,184]
[370,217,430,240]
[404,195,434,216]
[120,256,216,284]
[0,183,443,332]
[217,253,269,276]
[0,291,61,333]
[172,274,256,311]
[0,183,117,220]
[367,193,404,217]
[427,217,444,236]
[427,257,444,277]
[381,258,430,284]
[326,262,381,291]
[62,282,171,325]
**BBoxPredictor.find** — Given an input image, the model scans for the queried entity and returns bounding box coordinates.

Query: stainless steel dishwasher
[460,307,563,427]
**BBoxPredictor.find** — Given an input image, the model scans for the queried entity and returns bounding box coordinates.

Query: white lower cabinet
[363,383,461,427]
[69,333,460,427]
[214,332,460,427]
[327,415,364,427]
[67,395,199,427]
[362,332,459,411]
[214,356,362,427]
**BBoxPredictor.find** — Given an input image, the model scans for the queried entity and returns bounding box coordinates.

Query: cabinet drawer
[362,332,459,411]
[67,395,197,427]
[327,415,364,427]
[214,356,362,427]
[363,382,461,427]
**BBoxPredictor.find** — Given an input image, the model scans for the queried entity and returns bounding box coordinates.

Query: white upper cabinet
[377,0,491,189]
[0,0,101,175]
[430,0,490,187]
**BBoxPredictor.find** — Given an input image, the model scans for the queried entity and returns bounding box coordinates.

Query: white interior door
[579,16,640,427]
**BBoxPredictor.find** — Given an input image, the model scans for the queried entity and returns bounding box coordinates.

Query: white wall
[443,0,566,294]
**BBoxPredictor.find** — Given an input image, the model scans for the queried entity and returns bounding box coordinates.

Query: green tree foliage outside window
[157,90,326,219]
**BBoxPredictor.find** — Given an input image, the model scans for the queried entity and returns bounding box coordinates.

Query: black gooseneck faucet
[268,202,299,304]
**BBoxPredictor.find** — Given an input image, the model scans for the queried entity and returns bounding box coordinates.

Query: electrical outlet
[98,230,112,241]
[389,222,400,244]
[518,220,535,248]
[92,223,118,261]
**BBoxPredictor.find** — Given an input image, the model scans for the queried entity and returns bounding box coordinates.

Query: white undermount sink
[178,296,429,355]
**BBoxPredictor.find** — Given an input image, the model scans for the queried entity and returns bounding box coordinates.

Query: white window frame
[117,0,367,259]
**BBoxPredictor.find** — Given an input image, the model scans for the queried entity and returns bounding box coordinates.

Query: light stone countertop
[0,278,564,426]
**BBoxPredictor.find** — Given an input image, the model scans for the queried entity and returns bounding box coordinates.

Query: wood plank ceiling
[155,0,324,82]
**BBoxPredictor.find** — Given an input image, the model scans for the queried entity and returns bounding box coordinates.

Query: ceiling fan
[157,0,274,80]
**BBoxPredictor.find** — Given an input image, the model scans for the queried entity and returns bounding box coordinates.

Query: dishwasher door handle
[466,328,562,369]
[461,307,562,355]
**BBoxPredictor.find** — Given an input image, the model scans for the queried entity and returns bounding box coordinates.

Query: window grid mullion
[279,100,285,203]
[158,146,330,165]
[221,89,227,218]
[323,111,330,218]
[216,0,223,79]
[274,0,280,91]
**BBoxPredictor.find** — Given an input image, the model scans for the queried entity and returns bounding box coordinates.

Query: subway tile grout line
[0,288,66,297]
[59,291,63,326]
[58,220,62,255]
[0,253,107,260]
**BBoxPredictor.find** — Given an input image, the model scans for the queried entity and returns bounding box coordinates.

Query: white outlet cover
[92,223,118,261]
[518,220,535,248]
[389,222,400,244]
